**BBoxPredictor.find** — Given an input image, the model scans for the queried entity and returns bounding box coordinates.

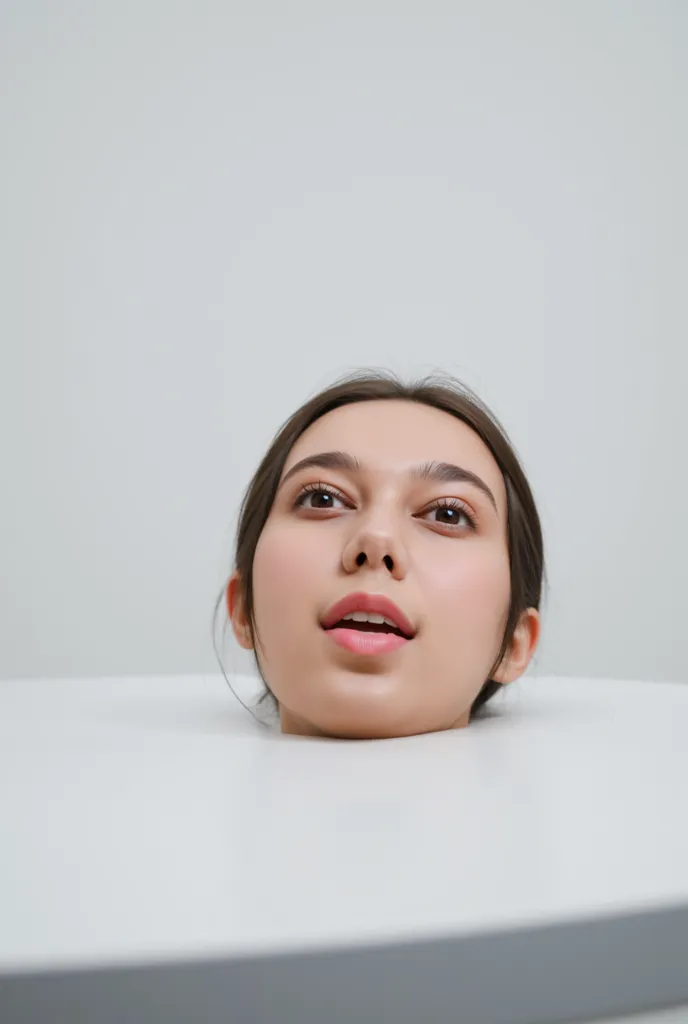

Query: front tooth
[342,611,390,624]
[382,617,397,628]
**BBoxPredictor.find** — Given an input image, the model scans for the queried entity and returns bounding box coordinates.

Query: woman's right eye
[294,485,348,511]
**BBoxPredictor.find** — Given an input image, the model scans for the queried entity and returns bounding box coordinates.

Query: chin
[289,690,447,740]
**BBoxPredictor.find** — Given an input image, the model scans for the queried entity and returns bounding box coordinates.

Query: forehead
[284,399,507,509]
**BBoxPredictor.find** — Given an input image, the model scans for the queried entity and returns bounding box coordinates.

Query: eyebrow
[278,450,498,512]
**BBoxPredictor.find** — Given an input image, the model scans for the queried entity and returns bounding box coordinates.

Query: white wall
[1,0,686,683]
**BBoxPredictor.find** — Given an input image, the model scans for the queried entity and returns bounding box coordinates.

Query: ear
[226,571,254,650]
[492,607,541,685]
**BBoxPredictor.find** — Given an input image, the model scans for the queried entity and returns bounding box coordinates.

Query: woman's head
[224,370,543,739]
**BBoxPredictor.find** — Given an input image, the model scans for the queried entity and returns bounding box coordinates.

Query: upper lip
[320,592,416,638]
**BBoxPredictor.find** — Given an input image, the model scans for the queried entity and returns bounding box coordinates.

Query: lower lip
[324,628,411,655]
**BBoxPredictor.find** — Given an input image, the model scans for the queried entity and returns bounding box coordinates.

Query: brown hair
[217,369,545,718]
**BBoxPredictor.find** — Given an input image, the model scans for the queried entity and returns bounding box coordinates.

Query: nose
[341,514,408,581]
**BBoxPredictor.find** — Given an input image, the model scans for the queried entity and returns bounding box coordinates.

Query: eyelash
[293,482,479,532]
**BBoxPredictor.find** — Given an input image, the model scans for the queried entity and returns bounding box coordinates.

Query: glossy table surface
[1,672,687,1022]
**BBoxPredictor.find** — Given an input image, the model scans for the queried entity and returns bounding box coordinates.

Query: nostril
[383,555,393,571]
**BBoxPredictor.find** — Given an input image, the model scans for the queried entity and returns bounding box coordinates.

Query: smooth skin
[228,399,540,739]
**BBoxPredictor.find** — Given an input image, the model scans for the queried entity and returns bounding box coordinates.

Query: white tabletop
[2,671,687,969]
[2,673,688,1022]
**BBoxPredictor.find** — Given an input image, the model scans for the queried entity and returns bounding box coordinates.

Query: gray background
[1,0,686,683]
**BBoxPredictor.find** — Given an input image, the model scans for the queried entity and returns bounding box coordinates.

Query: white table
[1,673,687,1023]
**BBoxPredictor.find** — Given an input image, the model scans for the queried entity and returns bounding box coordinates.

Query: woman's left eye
[420,502,477,530]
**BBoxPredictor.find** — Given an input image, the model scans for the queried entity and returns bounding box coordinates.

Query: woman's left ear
[492,608,541,685]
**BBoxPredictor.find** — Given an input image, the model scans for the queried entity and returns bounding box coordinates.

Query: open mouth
[320,594,416,655]
[322,613,413,655]
[327,615,410,639]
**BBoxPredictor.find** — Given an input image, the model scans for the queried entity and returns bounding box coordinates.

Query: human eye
[416,498,478,532]
[293,482,351,512]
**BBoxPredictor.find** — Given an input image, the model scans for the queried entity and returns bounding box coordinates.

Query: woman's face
[229,399,539,738]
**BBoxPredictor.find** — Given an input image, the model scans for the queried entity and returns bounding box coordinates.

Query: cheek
[421,543,510,643]
[251,521,333,644]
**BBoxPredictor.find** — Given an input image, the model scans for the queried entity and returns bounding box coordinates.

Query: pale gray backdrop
[1,0,686,684]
